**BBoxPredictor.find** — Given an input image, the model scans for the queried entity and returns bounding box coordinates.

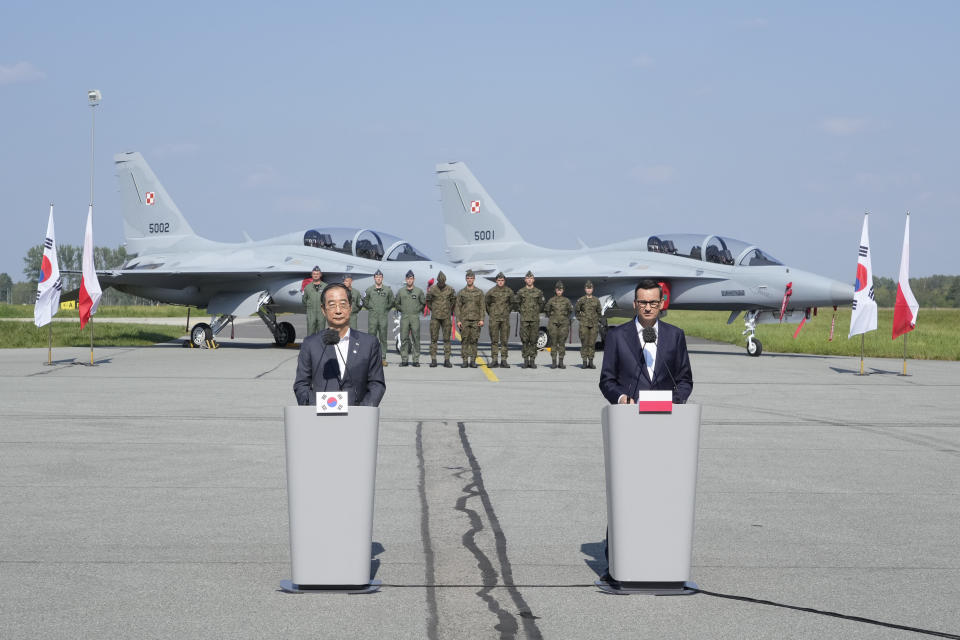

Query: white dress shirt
[636,317,659,381]
[335,329,351,378]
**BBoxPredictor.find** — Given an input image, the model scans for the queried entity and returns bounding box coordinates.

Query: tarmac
[1,316,958,639]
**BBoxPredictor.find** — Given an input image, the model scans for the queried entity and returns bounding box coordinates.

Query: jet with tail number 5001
[99,152,475,348]
[436,161,852,356]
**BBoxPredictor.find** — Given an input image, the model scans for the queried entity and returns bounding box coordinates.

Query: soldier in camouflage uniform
[362,269,394,366]
[342,274,363,331]
[545,281,573,369]
[576,280,603,369]
[393,269,425,367]
[514,270,545,369]
[302,265,327,335]
[425,270,456,368]
[484,271,514,368]
[455,270,485,368]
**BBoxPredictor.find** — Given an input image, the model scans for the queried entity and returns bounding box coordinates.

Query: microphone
[320,329,344,390]
[322,328,340,345]
[632,327,656,400]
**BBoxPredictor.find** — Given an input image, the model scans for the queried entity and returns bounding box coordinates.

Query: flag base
[595,578,698,596]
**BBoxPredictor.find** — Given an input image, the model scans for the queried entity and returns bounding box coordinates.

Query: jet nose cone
[831,280,854,307]
[789,270,853,308]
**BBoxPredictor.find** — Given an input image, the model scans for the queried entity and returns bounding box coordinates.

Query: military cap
[496,272,506,279]
[585,280,594,288]
[312,265,322,271]
[525,270,535,278]
[405,269,415,278]
[342,274,353,282]
[373,269,383,276]
[436,270,446,282]
[555,280,564,290]
[465,269,475,278]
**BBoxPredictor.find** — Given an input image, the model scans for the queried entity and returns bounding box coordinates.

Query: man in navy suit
[294,283,386,407]
[599,279,693,405]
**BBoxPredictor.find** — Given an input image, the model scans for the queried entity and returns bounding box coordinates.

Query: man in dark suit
[294,283,386,407]
[599,278,693,405]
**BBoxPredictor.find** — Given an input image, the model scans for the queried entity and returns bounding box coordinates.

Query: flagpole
[90,318,94,366]
[859,334,865,375]
[87,90,100,367]
[902,333,908,376]
[48,324,52,365]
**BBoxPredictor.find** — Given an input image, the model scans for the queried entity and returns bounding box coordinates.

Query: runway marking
[453,329,499,382]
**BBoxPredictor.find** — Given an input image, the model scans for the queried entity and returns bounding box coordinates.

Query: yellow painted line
[454,329,499,382]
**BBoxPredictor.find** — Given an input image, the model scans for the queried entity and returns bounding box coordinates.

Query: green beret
[525,270,535,278]
[585,280,594,288]
[465,269,475,278]
[495,272,506,279]
[555,280,564,290]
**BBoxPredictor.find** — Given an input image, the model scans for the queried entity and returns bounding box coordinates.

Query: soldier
[545,281,573,369]
[342,274,363,331]
[362,269,394,367]
[302,265,327,335]
[455,269,485,368]
[425,270,456,368]
[514,270,545,368]
[576,280,603,369]
[393,269,425,367]
[484,271,514,368]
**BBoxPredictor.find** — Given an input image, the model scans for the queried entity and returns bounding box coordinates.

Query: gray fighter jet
[100,152,473,348]
[436,161,853,356]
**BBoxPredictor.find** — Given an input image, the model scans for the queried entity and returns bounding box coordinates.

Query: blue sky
[2,2,957,284]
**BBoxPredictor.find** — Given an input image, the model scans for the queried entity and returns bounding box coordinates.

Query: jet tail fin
[114,152,202,255]
[435,162,532,263]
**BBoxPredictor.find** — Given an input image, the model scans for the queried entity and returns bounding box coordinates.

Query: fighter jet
[100,152,473,348]
[436,161,852,356]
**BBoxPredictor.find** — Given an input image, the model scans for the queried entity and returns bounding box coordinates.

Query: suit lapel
[623,321,650,382]
[341,335,362,384]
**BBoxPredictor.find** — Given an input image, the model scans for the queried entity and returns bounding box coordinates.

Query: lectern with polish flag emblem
[598,396,702,595]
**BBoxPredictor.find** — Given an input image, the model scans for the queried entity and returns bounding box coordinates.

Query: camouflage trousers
[579,323,598,359]
[459,319,481,359]
[306,311,327,336]
[519,320,540,359]
[488,316,511,360]
[429,316,453,360]
[349,313,358,331]
[367,313,389,359]
[399,314,420,363]
[548,320,569,358]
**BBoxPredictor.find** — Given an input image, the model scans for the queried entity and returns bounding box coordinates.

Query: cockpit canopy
[303,227,430,262]
[643,234,782,266]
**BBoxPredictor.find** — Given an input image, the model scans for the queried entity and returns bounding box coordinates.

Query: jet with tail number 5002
[436,161,852,356]
[99,152,475,348]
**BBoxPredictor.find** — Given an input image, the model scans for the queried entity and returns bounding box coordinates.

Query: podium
[280,405,381,593]
[598,403,702,595]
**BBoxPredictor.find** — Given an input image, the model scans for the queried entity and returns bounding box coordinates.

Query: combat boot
[461,358,469,368]
[430,359,438,368]
[582,359,590,369]
[529,357,537,369]
[558,356,566,369]
[551,352,558,369]
[489,357,499,368]
[400,361,408,367]
[443,359,453,368]
[588,358,595,369]
[501,359,509,368]
[469,358,478,368]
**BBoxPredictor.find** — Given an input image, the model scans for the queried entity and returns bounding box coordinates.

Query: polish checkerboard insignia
[470,200,480,213]
[145,192,155,205]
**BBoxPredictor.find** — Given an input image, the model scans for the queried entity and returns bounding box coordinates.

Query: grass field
[0,320,186,348]
[651,308,960,361]
[0,304,200,318]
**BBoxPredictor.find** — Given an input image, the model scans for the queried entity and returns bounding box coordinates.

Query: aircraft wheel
[537,327,550,350]
[275,321,296,346]
[191,323,213,348]
[747,337,762,357]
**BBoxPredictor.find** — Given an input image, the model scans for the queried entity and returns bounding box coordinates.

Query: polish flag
[892,214,919,340]
[848,213,877,338]
[79,206,102,329]
[34,205,62,327]
[636,390,673,413]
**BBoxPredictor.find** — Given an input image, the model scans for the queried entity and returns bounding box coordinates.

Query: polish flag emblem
[636,390,673,413]
[145,192,155,205]
[470,200,480,213]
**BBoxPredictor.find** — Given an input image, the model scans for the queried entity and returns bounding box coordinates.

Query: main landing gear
[188,298,296,349]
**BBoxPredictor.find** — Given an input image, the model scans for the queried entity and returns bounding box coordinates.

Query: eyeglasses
[635,300,661,308]
[324,301,351,310]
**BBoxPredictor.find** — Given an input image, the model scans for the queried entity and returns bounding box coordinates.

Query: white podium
[599,403,702,595]
[280,405,381,593]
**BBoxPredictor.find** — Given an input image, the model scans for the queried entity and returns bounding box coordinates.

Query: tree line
[2,245,960,307]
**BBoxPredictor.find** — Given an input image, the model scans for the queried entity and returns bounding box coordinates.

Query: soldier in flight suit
[484,272,514,368]
[342,274,363,331]
[576,280,603,369]
[302,265,327,335]
[455,270,485,368]
[545,281,573,369]
[393,269,426,367]
[362,269,394,366]
[426,270,456,368]
[515,270,545,369]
